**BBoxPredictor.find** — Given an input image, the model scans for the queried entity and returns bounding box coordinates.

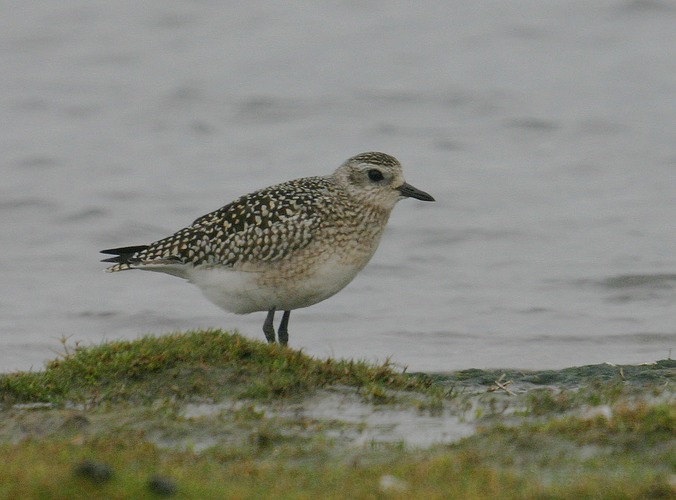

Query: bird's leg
[277,310,291,346]
[263,308,276,343]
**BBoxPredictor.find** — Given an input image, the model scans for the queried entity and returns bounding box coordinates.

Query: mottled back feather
[104,176,347,272]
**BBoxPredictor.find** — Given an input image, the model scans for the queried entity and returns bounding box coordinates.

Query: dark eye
[367,169,384,182]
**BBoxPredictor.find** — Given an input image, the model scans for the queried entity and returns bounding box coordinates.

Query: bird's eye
[367,169,384,182]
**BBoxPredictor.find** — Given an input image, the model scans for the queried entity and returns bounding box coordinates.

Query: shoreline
[1,329,674,497]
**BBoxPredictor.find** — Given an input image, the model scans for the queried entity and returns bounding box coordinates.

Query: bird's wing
[103,178,331,272]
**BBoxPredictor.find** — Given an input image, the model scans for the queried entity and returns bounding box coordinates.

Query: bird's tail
[100,245,149,272]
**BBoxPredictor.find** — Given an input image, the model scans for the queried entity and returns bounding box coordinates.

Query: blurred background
[2,0,675,372]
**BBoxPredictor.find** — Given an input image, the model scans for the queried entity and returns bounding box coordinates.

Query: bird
[101,152,434,345]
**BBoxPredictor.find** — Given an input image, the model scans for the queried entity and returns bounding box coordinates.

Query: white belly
[186,259,364,314]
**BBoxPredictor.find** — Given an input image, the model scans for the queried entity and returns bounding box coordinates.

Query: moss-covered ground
[0,329,673,498]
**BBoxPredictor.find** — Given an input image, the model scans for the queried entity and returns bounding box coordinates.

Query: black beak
[398,182,435,202]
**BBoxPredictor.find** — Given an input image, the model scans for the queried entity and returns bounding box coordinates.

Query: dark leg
[278,310,291,346]
[263,308,276,343]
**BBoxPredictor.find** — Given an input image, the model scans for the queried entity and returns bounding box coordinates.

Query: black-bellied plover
[101,152,434,345]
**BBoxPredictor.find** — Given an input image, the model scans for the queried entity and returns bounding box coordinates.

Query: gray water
[2,1,676,373]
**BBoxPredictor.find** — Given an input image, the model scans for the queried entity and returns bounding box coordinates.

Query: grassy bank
[0,330,674,498]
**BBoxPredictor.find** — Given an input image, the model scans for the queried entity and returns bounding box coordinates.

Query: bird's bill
[398,182,435,202]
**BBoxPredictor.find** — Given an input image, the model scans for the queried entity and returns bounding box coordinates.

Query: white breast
[186,258,365,314]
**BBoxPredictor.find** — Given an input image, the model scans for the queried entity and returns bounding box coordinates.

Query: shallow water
[2,1,676,372]
[183,391,475,449]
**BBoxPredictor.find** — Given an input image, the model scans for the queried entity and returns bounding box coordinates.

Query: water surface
[2,1,675,372]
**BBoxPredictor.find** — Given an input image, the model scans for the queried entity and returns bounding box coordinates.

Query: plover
[101,152,434,345]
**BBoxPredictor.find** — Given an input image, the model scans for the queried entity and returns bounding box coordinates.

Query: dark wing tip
[100,245,149,263]
[100,245,150,255]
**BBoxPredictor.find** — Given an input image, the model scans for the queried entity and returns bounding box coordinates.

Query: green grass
[0,329,429,405]
[0,329,673,498]
[461,401,676,498]
[0,441,513,499]
[0,429,672,499]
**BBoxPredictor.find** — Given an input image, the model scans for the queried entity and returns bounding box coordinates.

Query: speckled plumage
[102,152,434,344]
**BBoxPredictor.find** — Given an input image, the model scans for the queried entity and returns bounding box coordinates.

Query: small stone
[379,474,409,493]
[148,475,178,497]
[74,459,114,483]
